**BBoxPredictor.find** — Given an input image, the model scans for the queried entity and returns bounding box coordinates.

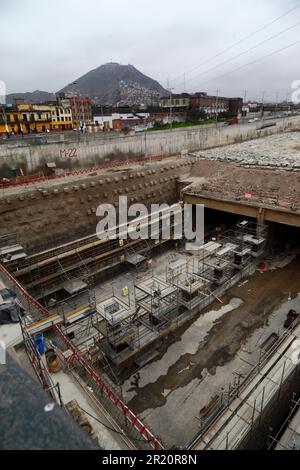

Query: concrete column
[257,207,266,237]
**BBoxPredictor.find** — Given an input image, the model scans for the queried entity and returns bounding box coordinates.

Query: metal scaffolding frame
[268,395,300,450]
[19,314,63,406]
[135,277,179,323]
[166,258,212,310]
[53,323,165,450]
[85,220,266,371]
[0,261,164,451]
[95,295,140,358]
[7,203,184,303]
[187,321,300,450]
[0,217,270,450]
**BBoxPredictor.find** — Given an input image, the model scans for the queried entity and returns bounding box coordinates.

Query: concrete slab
[123,298,243,402]
[120,256,300,448]
[54,369,123,450]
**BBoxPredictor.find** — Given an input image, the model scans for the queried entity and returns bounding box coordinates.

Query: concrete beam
[184,193,300,228]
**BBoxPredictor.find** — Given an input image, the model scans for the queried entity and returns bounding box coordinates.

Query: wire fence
[0,154,166,190]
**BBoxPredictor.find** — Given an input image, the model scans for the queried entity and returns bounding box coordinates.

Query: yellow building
[18,104,53,133]
[0,108,23,135]
[0,101,73,136]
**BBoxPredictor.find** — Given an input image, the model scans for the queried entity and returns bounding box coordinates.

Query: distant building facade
[160,94,190,110]
[93,112,151,132]
[159,92,243,117]
[0,99,74,135]
[51,103,73,131]
[62,96,92,126]
[0,103,53,134]
[189,93,243,116]
[18,104,53,133]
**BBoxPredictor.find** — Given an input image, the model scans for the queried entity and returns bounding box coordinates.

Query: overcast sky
[2,0,300,101]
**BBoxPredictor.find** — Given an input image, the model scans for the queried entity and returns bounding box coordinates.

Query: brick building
[61,96,92,126]
[190,93,242,116]
[159,92,243,117]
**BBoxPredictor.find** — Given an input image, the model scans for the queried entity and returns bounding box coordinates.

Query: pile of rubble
[193,132,300,170]
[189,157,300,211]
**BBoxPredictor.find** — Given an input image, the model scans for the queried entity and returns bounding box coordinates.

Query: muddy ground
[126,257,300,416]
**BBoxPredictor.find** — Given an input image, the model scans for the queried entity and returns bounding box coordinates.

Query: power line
[238,88,291,102]
[194,40,300,90]
[177,20,300,88]
[171,3,300,86]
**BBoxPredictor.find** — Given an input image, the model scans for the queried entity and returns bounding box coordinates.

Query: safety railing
[0,261,164,450]
[0,154,167,190]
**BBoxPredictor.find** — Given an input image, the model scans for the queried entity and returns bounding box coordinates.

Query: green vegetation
[187,109,207,122]
[147,119,221,132]
[218,110,235,120]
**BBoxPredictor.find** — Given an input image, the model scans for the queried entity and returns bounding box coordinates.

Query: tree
[187,109,207,122]
[218,111,235,120]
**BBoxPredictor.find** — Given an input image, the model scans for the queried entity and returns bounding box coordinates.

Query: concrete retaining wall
[1,117,300,174]
[0,160,191,250]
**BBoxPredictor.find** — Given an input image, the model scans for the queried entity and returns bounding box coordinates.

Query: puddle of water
[270,293,300,317]
[141,377,203,447]
[123,298,243,400]
[266,255,296,271]
[137,295,300,447]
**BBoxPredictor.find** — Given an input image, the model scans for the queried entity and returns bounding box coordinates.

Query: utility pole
[72,81,85,133]
[261,91,265,120]
[286,90,291,114]
[243,90,248,119]
[1,107,9,135]
[275,92,279,118]
[214,89,220,126]
[169,88,174,131]
[144,129,147,159]
[71,82,79,130]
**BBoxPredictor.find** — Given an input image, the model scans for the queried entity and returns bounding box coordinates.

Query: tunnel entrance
[203,207,300,256]
[267,222,300,255]
[203,207,256,240]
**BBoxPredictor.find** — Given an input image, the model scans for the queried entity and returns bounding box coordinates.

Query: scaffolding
[166,258,211,310]
[0,215,272,450]
[7,204,184,302]
[235,220,268,257]
[69,219,267,372]
[90,280,177,369]
[53,323,165,450]
[268,395,300,450]
[19,314,63,406]
[187,321,300,450]
[0,261,164,450]
[135,277,179,326]
[95,295,139,358]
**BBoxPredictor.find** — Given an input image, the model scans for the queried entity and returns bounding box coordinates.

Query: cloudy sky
[2,0,300,100]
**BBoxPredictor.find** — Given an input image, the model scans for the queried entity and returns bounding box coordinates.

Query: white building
[51,104,73,131]
[93,113,150,131]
